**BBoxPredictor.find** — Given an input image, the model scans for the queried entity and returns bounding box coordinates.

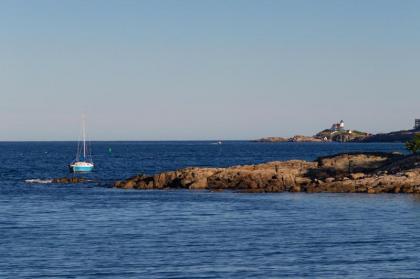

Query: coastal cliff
[114,152,420,193]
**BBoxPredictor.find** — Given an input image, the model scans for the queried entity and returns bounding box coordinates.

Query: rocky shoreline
[114,152,420,194]
[30,152,420,194]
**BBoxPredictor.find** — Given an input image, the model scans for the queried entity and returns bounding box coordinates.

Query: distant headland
[254,119,420,143]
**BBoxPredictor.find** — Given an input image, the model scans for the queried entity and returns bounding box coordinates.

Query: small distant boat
[69,115,94,173]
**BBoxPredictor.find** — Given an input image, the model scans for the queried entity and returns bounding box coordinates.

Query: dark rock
[52,177,93,184]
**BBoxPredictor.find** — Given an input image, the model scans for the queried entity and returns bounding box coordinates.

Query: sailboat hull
[69,162,94,173]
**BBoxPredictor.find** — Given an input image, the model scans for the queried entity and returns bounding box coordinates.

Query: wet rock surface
[115,152,420,194]
[51,177,95,184]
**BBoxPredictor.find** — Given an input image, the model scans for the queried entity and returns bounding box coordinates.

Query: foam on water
[25,178,53,184]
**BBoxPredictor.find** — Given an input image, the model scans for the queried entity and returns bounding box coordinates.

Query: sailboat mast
[82,115,86,160]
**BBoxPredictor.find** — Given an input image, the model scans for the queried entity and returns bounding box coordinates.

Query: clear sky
[1,0,419,140]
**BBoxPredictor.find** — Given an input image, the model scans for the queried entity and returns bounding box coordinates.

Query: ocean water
[1,141,420,278]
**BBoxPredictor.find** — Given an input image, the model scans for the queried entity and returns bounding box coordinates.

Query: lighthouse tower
[339,120,345,130]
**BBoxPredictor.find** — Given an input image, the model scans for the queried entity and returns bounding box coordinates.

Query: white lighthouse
[339,120,345,130]
[330,120,345,132]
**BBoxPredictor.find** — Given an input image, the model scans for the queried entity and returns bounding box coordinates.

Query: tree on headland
[405,134,420,154]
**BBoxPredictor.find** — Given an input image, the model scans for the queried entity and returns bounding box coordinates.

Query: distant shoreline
[255,128,420,144]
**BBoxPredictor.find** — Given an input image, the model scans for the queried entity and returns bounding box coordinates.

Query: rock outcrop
[52,177,94,184]
[114,152,420,194]
[115,160,317,192]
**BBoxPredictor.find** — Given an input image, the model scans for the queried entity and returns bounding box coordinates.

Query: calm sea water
[1,141,420,278]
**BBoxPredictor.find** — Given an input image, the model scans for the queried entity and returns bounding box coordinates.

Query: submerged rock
[51,177,94,184]
[25,177,95,185]
[114,152,420,194]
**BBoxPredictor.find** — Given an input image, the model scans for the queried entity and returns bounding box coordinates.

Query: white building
[415,119,420,130]
[339,120,345,129]
[331,120,345,131]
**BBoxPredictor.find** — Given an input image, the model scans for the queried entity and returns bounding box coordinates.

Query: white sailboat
[69,115,94,173]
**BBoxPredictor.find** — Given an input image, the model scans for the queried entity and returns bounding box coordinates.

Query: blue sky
[1,0,419,140]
